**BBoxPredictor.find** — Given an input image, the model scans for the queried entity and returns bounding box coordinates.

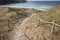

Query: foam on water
[4,1,60,10]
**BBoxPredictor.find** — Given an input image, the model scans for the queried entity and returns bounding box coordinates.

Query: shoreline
[0,5,52,11]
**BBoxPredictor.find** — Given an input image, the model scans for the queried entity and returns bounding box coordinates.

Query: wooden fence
[37,15,60,34]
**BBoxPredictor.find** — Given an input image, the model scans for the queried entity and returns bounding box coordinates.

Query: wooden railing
[37,14,60,34]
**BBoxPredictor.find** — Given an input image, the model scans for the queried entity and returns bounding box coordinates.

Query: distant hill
[0,0,26,5]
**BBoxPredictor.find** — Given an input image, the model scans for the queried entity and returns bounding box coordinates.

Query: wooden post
[51,20,55,34]
[36,13,41,27]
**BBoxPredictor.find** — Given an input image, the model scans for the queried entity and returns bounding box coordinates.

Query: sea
[4,1,60,10]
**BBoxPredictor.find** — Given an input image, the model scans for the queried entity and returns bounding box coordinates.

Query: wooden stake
[51,20,55,34]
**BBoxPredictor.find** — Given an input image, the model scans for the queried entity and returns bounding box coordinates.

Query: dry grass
[37,6,60,40]
[0,7,41,39]
[0,6,60,40]
[23,6,60,40]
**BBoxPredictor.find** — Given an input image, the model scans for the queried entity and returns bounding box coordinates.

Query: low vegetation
[0,6,41,40]
[0,6,60,40]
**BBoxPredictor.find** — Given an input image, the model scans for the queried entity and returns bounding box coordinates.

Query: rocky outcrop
[0,0,26,5]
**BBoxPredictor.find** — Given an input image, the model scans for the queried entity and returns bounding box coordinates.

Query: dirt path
[4,13,36,40]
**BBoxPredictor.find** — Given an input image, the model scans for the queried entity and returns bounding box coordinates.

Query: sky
[27,0,60,1]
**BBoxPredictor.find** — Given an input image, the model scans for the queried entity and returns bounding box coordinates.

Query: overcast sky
[27,0,60,1]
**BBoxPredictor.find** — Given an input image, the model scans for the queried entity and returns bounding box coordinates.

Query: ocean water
[5,1,60,10]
